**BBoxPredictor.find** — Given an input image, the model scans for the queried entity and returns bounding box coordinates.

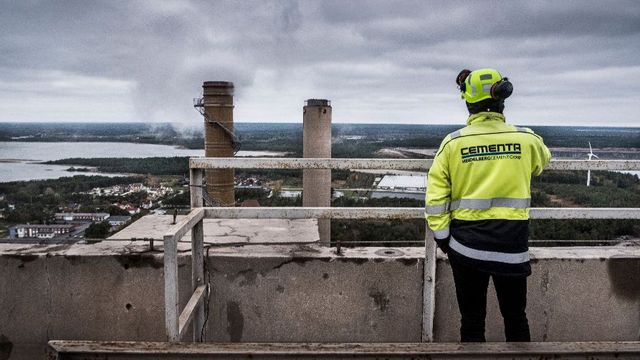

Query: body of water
[0,142,286,182]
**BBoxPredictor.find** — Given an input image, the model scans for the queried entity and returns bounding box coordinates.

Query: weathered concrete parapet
[0,243,638,359]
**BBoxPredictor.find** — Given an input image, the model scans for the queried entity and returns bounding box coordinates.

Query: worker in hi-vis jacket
[425,68,551,342]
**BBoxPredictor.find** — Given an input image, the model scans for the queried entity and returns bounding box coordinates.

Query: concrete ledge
[47,340,640,359]
[1,244,639,360]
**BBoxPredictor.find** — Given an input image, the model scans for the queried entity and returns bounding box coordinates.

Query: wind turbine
[586,142,599,187]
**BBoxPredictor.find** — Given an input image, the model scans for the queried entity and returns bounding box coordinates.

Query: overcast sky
[1,0,639,126]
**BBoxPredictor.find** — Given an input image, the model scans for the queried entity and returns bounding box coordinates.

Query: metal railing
[163,158,640,343]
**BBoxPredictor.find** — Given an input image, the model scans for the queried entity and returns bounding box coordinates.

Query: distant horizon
[1,120,639,129]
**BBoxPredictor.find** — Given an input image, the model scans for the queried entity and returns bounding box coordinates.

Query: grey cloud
[0,0,639,125]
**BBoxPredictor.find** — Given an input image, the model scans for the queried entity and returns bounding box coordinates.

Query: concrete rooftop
[109,214,319,245]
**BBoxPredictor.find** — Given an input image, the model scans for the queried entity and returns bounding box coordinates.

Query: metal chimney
[202,81,235,206]
[303,99,332,244]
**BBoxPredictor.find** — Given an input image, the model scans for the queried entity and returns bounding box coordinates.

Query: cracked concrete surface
[108,214,320,245]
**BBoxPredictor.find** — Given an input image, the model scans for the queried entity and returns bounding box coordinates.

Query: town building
[55,212,110,222]
[370,175,426,200]
[108,215,132,228]
[8,224,75,239]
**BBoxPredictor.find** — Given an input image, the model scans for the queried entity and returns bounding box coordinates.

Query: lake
[0,142,286,182]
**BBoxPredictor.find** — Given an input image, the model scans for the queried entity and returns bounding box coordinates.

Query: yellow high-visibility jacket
[426,112,551,275]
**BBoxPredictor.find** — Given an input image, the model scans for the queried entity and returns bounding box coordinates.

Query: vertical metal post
[190,168,205,341]
[422,226,437,342]
[190,168,204,208]
[191,220,204,341]
[164,233,180,342]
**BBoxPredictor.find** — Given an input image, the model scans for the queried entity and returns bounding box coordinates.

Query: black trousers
[449,257,531,342]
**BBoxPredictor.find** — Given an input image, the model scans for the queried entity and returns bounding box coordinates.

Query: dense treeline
[530,219,640,243]
[3,123,639,152]
[0,176,143,203]
[0,175,144,224]
[46,157,190,176]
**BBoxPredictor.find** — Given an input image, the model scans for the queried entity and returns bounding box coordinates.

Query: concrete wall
[0,243,639,359]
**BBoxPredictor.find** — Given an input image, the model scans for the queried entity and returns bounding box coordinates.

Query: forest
[3,122,640,153]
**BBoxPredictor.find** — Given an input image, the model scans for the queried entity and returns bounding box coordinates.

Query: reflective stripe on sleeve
[425,202,450,214]
[449,130,461,139]
[433,228,450,239]
[449,198,530,211]
[449,236,530,264]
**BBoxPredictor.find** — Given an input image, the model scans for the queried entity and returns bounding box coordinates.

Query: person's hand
[435,236,450,254]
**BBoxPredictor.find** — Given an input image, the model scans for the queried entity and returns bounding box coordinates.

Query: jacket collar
[466,112,506,126]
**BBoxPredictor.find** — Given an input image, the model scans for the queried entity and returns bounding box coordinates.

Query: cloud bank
[1,0,639,126]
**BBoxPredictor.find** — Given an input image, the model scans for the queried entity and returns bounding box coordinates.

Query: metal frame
[161,158,640,343]
[48,340,640,359]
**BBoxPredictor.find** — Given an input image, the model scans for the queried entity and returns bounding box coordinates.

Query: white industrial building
[370,175,427,200]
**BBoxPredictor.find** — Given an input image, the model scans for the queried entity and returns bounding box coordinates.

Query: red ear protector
[456,69,471,92]
[491,77,513,100]
[455,69,513,101]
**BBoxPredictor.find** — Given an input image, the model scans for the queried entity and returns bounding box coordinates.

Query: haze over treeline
[1,122,639,153]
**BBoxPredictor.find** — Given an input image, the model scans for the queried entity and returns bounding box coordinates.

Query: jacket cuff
[433,228,450,240]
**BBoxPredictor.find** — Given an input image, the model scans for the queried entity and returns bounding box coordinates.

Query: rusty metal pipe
[203,81,235,206]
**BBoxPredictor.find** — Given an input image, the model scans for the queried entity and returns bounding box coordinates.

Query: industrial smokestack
[303,99,332,245]
[202,81,235,206]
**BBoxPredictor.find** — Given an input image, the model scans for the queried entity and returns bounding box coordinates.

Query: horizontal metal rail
[190,207,640,220]
[190,157,640,171]
[47,340,640,359]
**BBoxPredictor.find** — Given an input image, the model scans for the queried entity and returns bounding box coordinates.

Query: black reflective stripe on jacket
[448,219,531,277]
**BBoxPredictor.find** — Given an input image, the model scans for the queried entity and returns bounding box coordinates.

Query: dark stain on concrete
[276,285,285,293]
[398,258,418,266]
[322,273,329,280]
[368,289,390,312]
[0,334,12,360]
[116,254,163,270]
[293,244,322,253]
[340,258,368,265]
[6,254,38,268]
[540,269,550,293]
[5,254,38,263]
[38,244,72,254]
[271,257,321,271]
[238,269,257,286]
[64,255,88,266]
[607,258,640,300]
[5,244,72,257]
[226,301,244,342]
